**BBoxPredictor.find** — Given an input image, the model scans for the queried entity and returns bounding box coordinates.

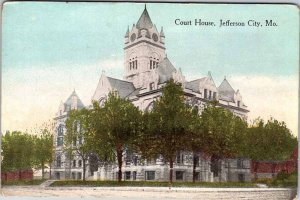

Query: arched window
[146,102,155,112]
[56,155,61,167]
[99,97,106,107]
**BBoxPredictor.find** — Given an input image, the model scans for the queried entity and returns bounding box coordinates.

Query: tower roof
[136,5,153,30]
[64,90,85,109]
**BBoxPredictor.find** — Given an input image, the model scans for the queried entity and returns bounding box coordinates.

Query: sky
[2,2,299,136]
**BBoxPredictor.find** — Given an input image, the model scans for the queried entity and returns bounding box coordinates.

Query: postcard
[1,2,298,200]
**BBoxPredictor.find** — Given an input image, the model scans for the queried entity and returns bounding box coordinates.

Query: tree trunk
[49,164,52,179]
[116,147,123,182]
[41,162,45,179]
[192,153,197,183]
[227,159,230,182]
[83,158,86,181]
[169,158,173,184]
[218,159,222,182]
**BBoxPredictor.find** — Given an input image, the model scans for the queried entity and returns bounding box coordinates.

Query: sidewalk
[1,184,297,200]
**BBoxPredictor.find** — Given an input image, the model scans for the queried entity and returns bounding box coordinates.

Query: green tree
[65,108,93,181]
[139,80,191,183]
[2,131,35,172]
[200,103,248,181]
[244,118,297,179]
[33,128,54,179]
[187,107,205,182]
[91,91,141,182]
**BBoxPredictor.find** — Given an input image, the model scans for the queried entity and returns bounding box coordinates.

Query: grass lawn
[50,180,258,188]
[2,179,46,186]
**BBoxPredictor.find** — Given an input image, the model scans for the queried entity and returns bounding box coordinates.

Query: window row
[204,89,217,100]
[150,60,159,69]
[129,60,138,70]
[72,159,82,168]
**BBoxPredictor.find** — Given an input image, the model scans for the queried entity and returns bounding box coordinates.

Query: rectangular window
[78,160,82,167]
[135,60,137,69]
[150,60,152,69]
[238,174,245,182]
[56,156,61,167]
[79,136,82,145]
[237,159,243,169]
[55,172,60,180]
[133,171,137,181]
[204,89,207,99]
[125,171,131,180]
[73,160,76,167]
[176,151,183,164]
[77,172,82,180]
[209,91,212,99]
[213,92,217,100]
[237,101,240,107]
[57,137,63,146]
[130,62,132,70]
[133,156,138,166]
[72,172,76,180]
[145,171,155,181]
[176,171,184,180]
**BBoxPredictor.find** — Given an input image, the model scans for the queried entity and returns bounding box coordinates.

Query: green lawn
[2,179,46,186]
[50,180,258,188]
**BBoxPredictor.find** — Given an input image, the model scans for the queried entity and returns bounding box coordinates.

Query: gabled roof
[157,57,177,84]
[106,76,136,98]
[136,6,153,30]
[218,78,235,102]
[185,77,206,93]
[64,90,85,109]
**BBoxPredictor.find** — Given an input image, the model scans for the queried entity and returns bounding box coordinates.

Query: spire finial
[224,76,227,80]
[145,4,147,10]
[208,71,212,77]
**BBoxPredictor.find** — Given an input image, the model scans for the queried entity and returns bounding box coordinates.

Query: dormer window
[213,92,217,100]
[204,89,207,99]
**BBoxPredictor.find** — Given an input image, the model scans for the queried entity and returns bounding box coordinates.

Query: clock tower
[124,5,166,88]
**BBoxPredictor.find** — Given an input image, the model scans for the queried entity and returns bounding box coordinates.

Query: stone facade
[52,6,251,182]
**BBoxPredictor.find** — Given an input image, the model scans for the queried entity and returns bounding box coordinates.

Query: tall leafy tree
[200,103,248,181]
[91,91,141,182]
[243,118,297,179]
[187,107,205,182]
[65,108,93,181]
[139,79,191,183]
[33,128,54,179]
[2,131,35,172]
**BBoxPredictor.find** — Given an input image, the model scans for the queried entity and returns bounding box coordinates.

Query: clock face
[130,33,136,42]
[152,33,158,42]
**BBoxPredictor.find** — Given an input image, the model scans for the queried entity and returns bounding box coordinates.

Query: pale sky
[2,2,299,136]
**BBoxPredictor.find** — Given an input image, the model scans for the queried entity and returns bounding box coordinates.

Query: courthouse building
[52,6,251,182]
